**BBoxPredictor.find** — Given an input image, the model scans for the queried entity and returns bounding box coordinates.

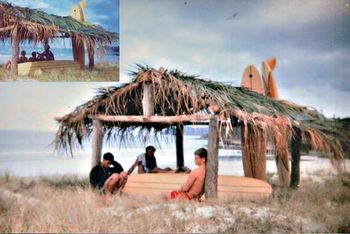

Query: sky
[0,0,350,133]
[120,0,350,117]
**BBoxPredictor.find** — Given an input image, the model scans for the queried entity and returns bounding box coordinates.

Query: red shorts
[170,191,192,200]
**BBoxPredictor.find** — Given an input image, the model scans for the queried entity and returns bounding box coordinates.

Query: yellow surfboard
[241,65,264,95]
[124,174,272,200]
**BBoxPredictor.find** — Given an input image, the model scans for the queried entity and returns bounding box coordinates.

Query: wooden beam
[96,114,213,124]
[176,124,184,168]
[205,116,219,199]
[91,119,103,169]
[10,27,19,75]
[290,127,302,188]
[142,82,154,117]
[0,25,14,32]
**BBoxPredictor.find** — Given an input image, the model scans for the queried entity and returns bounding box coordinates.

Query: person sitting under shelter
[4,50,28,70]
[127,145,173,174]
[38,44,55,61]
[89,152,128,204]
[29,52,38,62]
[170,148,207,200]
[18,50,28,63]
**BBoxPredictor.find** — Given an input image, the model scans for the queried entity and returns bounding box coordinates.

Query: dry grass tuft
[0,171,349,233]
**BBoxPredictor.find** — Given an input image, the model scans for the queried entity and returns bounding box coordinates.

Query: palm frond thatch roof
[55,65,349,164]
[0,1,117,46]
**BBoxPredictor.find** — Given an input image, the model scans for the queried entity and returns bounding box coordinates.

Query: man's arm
[127,159,140,175]
[178,171,196,192]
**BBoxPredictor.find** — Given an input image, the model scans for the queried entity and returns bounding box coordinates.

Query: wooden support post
[10,27,19,75]
[290,127,302,188]
[205,116,219,199]
[72,36,85,69]
[91,119,103,169]
[142,82,154,117]
[176,124,184,168]
[44,39,49,50]
[87,42,95,70]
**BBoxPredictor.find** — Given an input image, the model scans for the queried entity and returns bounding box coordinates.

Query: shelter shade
[96,114,213,124]
[205,116,219,198]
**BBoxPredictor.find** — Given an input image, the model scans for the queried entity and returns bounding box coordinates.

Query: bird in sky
[226,12,239,20]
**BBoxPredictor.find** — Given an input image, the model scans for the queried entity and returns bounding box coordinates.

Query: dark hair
[32,52,36,57]
[21,50,26,55]
[194,148,207,160]
[145,145,156,152]
[103,152,114,162]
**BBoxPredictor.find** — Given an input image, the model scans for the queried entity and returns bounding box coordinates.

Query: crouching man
[90,152,128,205]
[170,148,207,200]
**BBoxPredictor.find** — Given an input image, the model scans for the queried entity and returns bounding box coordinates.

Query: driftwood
[91,119,103,168]
[96,114,212,123]
[176,124,184,168]
[10,27,19,75]
[205,116,219,198]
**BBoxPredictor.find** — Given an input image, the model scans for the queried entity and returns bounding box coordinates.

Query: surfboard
[123,174,272,200]
[261,57,279,99]
[18,60,80,76]
[241,65,264,95]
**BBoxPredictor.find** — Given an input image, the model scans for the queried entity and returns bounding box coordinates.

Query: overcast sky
[0,0,349,133]
[120,0,350,117]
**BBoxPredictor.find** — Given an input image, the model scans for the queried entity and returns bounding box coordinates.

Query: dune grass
[0,62,119,81]
[0,171,349,233]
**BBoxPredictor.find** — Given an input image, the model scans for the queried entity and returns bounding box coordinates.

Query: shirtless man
[170,148,207,200]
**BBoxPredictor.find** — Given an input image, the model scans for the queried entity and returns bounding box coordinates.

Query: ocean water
[0,44,118,65]
[0,130,346,177]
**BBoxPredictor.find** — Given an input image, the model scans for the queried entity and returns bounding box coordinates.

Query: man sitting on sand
[127,145,173,174]
[89,152,128,204]
[170,148,207,200]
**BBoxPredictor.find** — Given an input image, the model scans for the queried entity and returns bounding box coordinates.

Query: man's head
[101,152,114,168]
[145,145,156,156]
[21,50,26,56]
[194,148,207,166]
[32,52,36,57]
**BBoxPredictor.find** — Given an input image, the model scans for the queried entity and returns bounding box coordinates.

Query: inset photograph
[0,0,119,81]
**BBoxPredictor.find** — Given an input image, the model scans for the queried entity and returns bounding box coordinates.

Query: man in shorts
[170,148,207,200]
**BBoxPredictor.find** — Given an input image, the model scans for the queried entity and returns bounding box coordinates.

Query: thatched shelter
[55,66,347,197]
[0,1,117,73]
